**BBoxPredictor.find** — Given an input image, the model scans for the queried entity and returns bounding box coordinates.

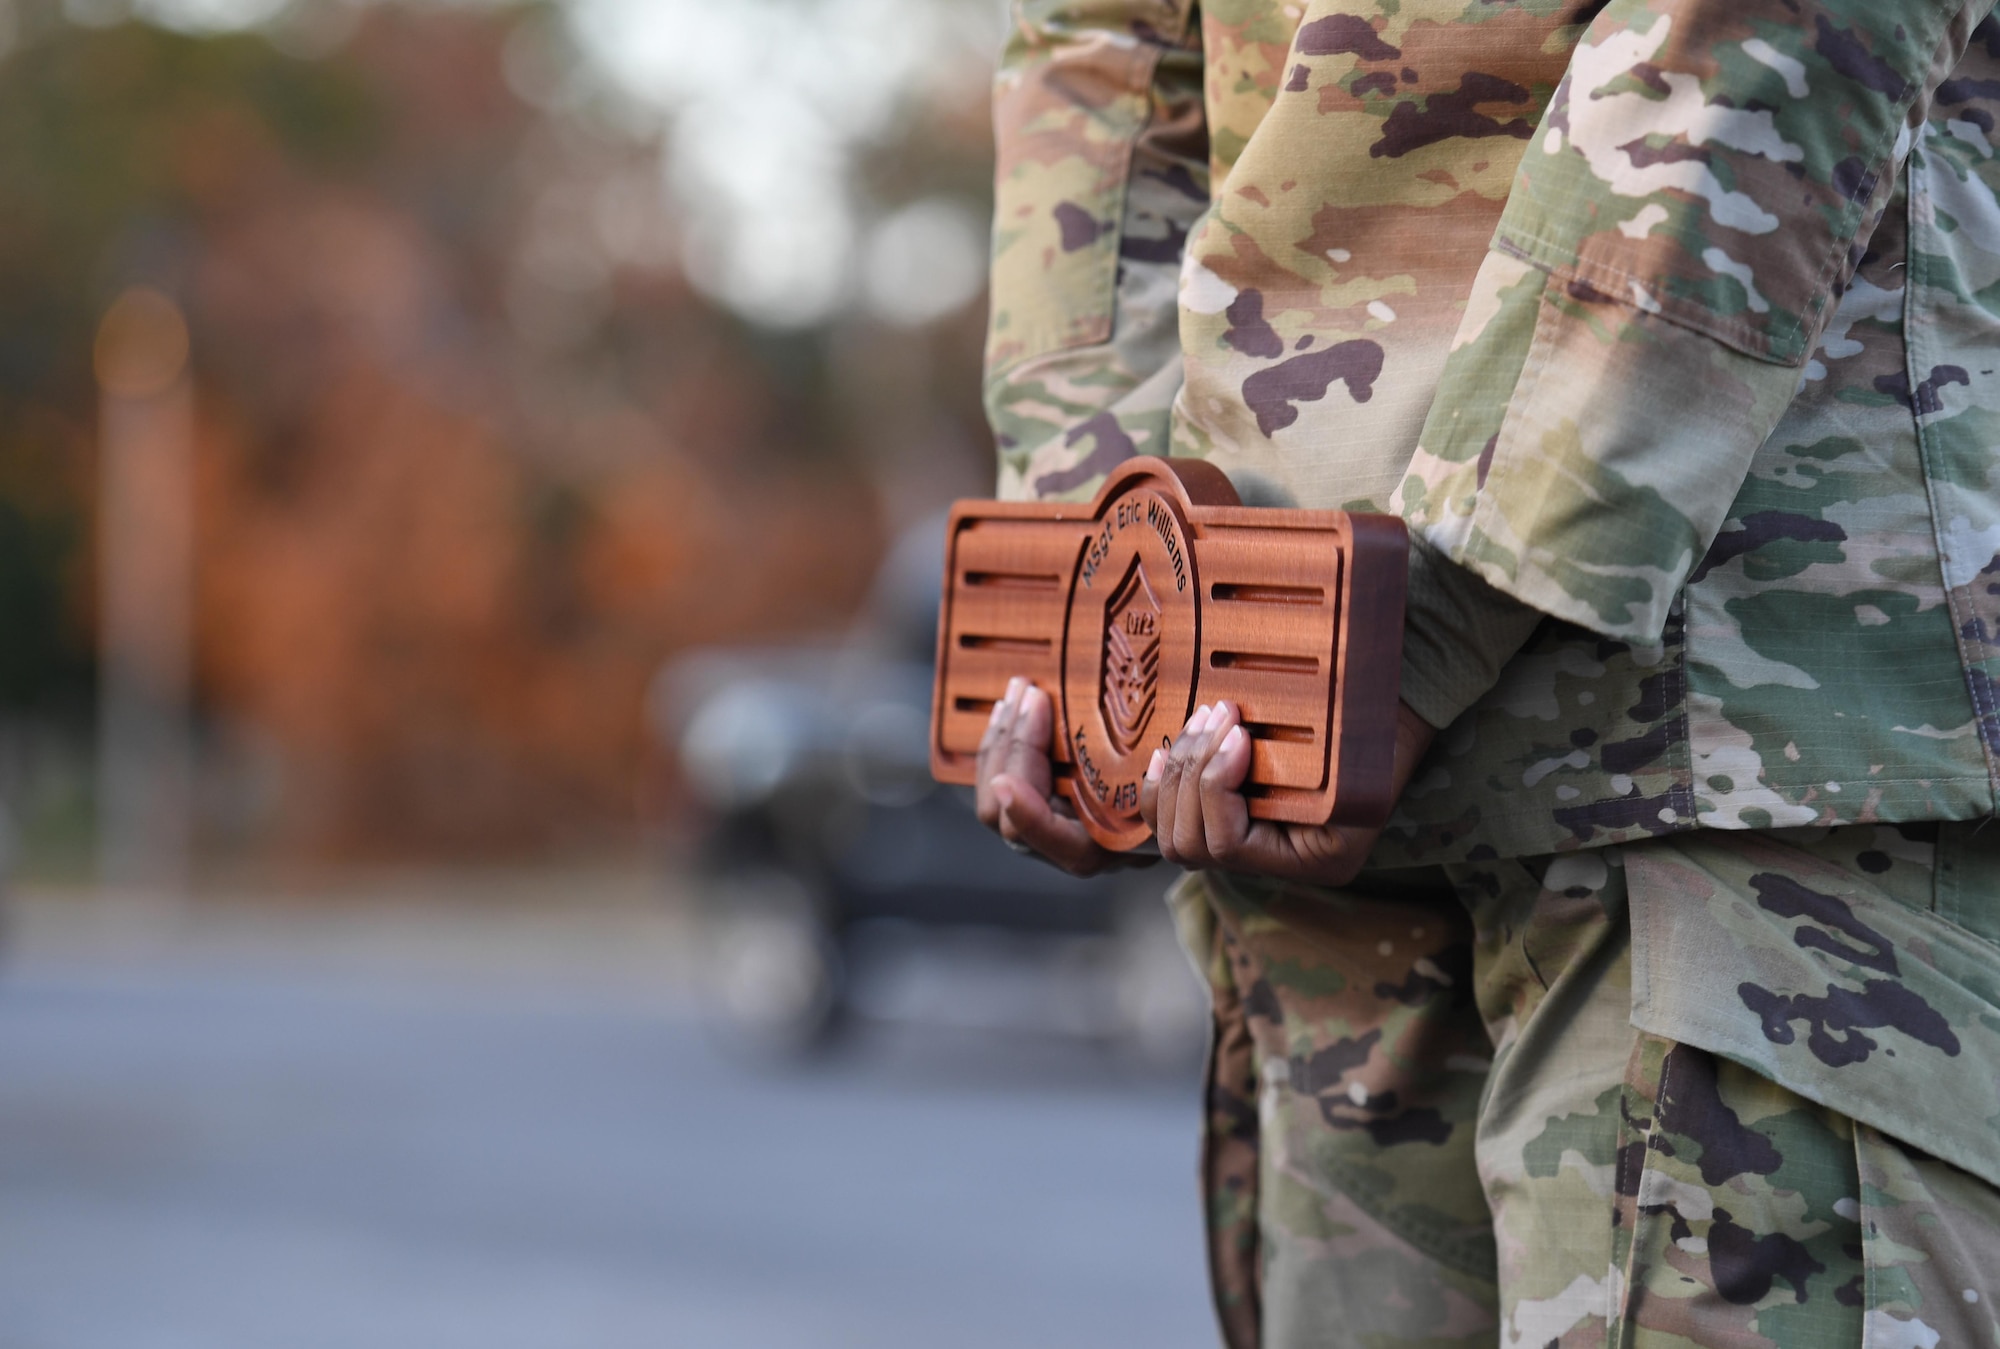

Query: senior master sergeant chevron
[969,1,2000,1345]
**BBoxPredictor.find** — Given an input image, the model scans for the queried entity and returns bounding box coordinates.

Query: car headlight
[680,684,803,809]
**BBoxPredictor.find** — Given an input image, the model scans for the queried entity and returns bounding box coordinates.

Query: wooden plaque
[930,457,1408,852]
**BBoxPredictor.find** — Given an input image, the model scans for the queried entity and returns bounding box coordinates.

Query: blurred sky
[93,0,1005,327]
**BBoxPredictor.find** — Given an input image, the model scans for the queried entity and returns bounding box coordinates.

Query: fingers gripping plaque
[930,458,1409,853]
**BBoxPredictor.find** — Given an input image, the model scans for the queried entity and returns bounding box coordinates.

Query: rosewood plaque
[930,457,1408,852]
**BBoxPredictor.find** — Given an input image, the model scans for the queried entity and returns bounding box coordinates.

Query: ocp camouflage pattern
[1172,821,2000,1349]
[1171,868,1501,1348]
[986,0,2000,865]
[1389,0,2000,866]
[1455,828,2000,1348]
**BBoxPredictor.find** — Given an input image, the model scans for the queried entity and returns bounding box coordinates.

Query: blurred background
[0,0,1215,1343]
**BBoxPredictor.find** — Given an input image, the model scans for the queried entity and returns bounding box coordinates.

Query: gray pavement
[0,893,1217,1349]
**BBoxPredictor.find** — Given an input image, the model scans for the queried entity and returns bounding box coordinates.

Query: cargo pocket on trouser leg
[1205,870,1497,1349]
[1613,1037,1864,1347]
[1255,1067,1497,1349]
[1853,1121,2000,1346]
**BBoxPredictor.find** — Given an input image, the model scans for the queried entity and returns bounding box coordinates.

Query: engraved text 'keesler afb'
[930,458,1409,853]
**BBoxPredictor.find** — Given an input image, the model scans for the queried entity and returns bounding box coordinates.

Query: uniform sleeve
[1400,540,1547,731]
[984,0,1207,503]
[1397,0,1998,642]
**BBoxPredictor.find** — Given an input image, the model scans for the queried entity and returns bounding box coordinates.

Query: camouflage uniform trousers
[1176,824,2000,1349]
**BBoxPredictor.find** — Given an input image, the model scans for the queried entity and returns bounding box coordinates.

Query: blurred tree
[0,0,997,870]
[0,6,374,719]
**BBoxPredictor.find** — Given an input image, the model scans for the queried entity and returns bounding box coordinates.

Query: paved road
[0,901,1217,1349]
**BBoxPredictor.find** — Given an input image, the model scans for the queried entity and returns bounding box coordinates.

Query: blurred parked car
[651,520,1206,1063]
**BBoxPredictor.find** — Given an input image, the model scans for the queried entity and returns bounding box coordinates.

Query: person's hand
[1138,699,1435,884]
[974,677,1129,877]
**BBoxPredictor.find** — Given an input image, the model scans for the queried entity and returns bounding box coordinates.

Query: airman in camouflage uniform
[973,0,2000,1344]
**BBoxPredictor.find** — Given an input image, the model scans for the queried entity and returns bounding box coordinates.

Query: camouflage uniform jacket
[987,0,2000,866]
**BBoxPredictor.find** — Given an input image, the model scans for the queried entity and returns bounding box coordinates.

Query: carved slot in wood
[964,571,1062,591]
[1210,583,1325,606]
[1210,651,1319,676]
[1244,721,1316,744]
[957,634,1053,654]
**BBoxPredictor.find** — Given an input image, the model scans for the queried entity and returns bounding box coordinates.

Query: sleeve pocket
[985,28,1159,374]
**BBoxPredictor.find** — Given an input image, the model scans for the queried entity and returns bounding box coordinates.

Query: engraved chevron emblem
[1101,558,1161,756]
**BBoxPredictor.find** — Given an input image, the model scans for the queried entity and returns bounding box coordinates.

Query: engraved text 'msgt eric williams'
[930,458,1408,853]
[1082,494,1189,593]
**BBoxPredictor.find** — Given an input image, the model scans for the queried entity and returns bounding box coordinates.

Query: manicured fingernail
[1147,749,1165,781]
[1216,701,1236,723]
[1188,705,1212,735]
[988,699,1006,726]
[992,780,1014,810]
[1221,725,1247,755]
[1005,676,1024,704]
